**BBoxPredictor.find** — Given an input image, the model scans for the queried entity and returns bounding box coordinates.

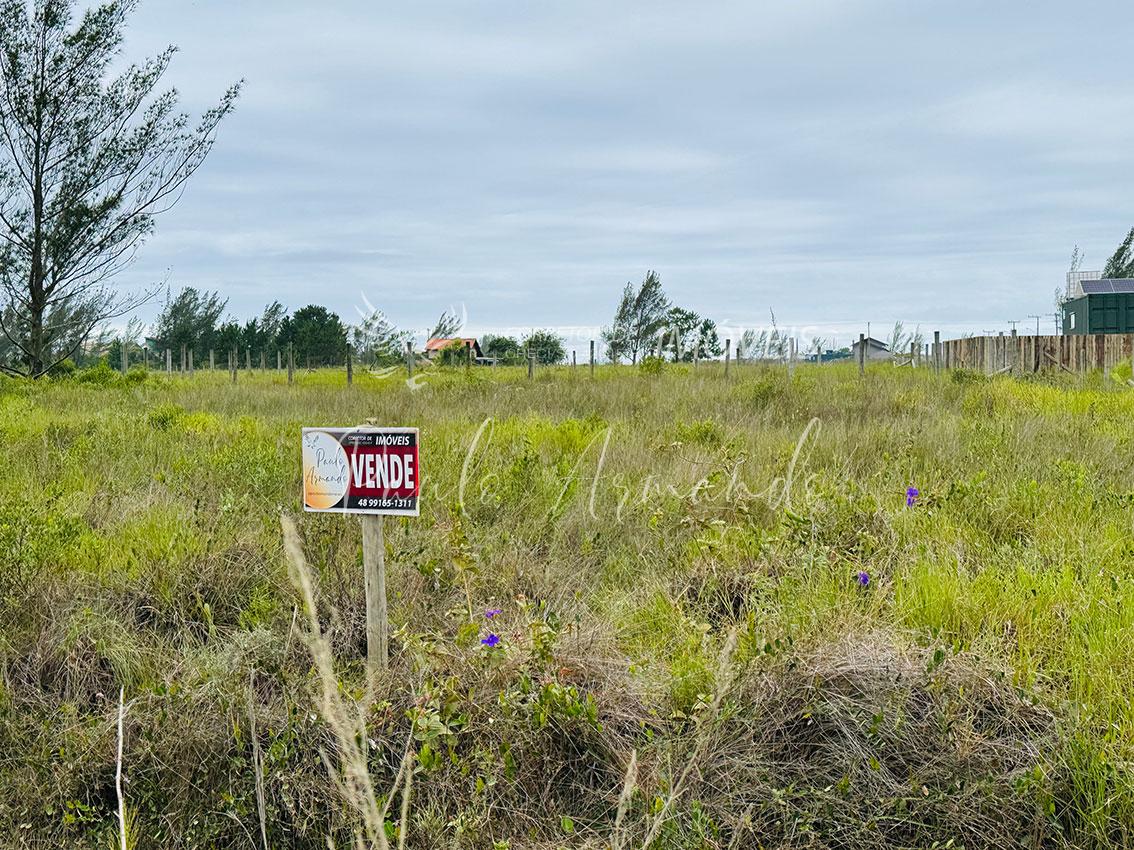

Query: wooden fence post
[188,348,194,376]
[143,346,149,370]
[165,348,172,375]
[246,348,252,373]
[230,349,237,384]
[209,350,215,370]
[528,353,534,379]
[120,344,128,374]
[346,346,353,385]
[288,343,295,384]
[788,338,795,378]
[589,340,595,377]
[909,340,916,367]
[858,333,865,376]
[933,331,941,374]
[724,338,731,377]
[180,344,186,373]
[405,340,414,378]
[361,513,388,674]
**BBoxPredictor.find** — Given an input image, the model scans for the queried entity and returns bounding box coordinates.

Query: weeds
[1,363,1133,847]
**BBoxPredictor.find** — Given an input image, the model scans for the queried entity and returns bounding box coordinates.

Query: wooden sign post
[301,425,420,676]
[361,511,386,670]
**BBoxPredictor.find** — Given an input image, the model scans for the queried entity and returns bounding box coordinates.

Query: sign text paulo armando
[301,426,420,516]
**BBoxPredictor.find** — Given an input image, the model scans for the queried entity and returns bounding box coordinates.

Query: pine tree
[0,0,239,376]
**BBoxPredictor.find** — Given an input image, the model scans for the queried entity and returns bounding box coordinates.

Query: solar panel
[1080,279,1134,294]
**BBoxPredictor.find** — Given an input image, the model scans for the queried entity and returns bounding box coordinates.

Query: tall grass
[2,361,1134,847]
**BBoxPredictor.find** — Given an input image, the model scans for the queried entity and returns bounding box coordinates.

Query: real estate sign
[302,426,420,516]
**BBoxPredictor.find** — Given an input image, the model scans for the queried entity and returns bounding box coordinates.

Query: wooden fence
[939,334,1134,374]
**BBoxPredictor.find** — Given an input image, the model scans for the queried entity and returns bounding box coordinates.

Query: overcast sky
[116,0,1134,346]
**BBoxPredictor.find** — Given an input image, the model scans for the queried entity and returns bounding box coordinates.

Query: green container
[1062,293,1134,335]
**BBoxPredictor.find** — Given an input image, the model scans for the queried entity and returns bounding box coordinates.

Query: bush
[74,361,119,385]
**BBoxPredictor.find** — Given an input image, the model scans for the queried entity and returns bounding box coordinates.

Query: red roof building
[424,337,482,358]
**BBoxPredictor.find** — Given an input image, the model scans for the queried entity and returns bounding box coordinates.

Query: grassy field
[3,359,1134,848]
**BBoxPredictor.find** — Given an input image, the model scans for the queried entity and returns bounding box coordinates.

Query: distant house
[850,336,890,362]
[807,348,852,363]
[424,337,482,359]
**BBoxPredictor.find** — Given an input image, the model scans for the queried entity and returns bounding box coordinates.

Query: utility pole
[1027,314,1042,336]
[1007,320,1019,333]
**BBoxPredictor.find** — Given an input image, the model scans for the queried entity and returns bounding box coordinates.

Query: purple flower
[906,487,919,507]
[481,633,500,647]
[485,608,502,619]
[856,571,870,587]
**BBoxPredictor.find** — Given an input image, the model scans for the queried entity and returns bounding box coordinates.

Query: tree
[886,321,908,358]
[601,282,635,362]
[692,318,722,360]
[428,309,463,341]
[663,307,704,361]
[740,328,767,359]
[601,271,670,364]
[481,333,523,364]
[257,301,286,355]
[0,0,240,376]
[1103,228,1134,279]
[104,315,143,369]
[522,329,565,364]
[351,305,408,366]
[239,317,260,356]
[213,318,240,356]
[628,272,670,363]
[279,305,346,366]
[151,286,226,354]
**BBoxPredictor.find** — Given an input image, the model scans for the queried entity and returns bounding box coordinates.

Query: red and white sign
[302,427,420,516]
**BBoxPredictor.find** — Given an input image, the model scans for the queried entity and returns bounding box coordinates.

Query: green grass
[4,361,1134,847]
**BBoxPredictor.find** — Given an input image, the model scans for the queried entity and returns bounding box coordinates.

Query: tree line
[94,287,574,370]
